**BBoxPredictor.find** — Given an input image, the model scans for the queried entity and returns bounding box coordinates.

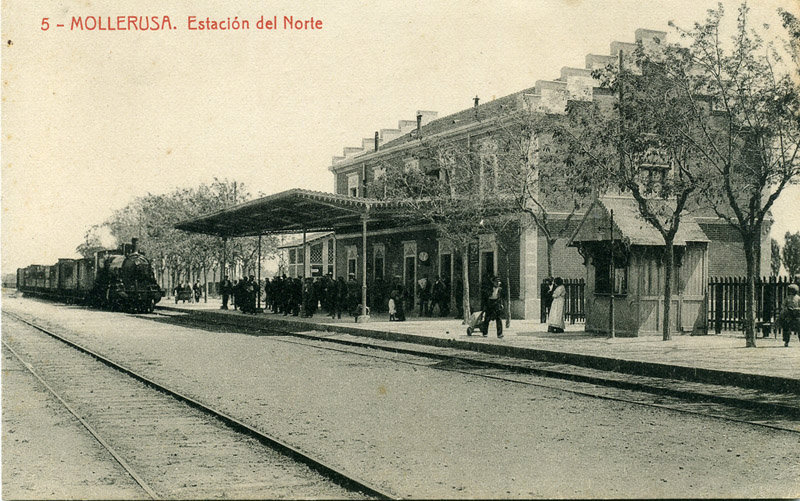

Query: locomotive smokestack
[130,238,138,254]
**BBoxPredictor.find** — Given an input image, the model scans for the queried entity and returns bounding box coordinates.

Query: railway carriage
[16,238,162,312]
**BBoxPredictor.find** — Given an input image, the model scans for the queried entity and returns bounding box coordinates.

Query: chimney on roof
[374,131,379,152]
[416,113,422,135]
[474,95,480,108]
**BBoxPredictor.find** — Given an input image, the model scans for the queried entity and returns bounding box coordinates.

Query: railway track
[2,311,396,500]
[148,309,800,433]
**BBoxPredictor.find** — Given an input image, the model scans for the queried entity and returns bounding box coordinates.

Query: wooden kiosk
[571,197,709,337]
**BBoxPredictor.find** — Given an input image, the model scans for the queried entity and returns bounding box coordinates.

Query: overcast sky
[2,0,798,273]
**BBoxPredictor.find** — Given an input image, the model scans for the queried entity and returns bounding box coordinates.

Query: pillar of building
[518,224,540,319]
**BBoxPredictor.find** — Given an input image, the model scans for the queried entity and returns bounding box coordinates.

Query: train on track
[16,238,163,312]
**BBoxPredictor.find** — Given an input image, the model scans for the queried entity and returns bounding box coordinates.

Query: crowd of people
[209,272,462,322]
[173,272,800,343]
[172,281,204,304]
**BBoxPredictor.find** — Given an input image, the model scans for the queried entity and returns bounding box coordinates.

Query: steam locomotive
[16,238,163,312]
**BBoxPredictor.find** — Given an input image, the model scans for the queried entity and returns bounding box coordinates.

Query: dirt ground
[2,346,146,499]
[4,298,800,499]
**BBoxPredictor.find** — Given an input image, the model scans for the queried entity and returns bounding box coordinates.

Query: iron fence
[707,276,795,336]
[540,278,585,324]
[538,276,796,335]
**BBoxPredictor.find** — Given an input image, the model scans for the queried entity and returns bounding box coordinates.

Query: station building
[177,28,771,331]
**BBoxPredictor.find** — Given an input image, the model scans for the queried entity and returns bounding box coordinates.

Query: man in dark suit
[481,276,506,338]
[220,275,232,310]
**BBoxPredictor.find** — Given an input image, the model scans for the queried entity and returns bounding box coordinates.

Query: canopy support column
[257,234,262,311]
[302,229,307,278]
[358,208,370,322]
[222,237,227,278]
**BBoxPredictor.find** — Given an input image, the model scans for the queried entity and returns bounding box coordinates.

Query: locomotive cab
[92,238,163,312]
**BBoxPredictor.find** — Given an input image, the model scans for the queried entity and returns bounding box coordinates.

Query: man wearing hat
[780,283,800,347]
[481,276,506,338]
[346,273,360,317]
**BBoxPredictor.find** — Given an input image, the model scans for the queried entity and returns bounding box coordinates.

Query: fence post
[714,278,723,334]
[763,276,774,338]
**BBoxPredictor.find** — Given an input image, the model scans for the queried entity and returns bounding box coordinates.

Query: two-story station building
[177,28,771,334]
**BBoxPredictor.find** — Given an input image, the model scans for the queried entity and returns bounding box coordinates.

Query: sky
[2,0,799,273]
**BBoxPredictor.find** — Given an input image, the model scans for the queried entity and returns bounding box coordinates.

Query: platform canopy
[175,188,416,238]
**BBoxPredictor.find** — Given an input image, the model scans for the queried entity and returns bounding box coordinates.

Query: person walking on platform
[220,275,232,310]
[346,273,360,318]
[780,283,800,347]
[282,276,291,316]
[321,273,334,315]
[432,276,449,317]
[271,276,281,313]
[547,277,566,333]
[291,277,302,316]
[480,276,506,338]
[232,279,242,311]
[331,276,347,319]
[248,275,257,313]
[238,277,250,313]
[264,277,272,312]
[302,277,315,317]
[453,276,464,320]
[417,276,431,316]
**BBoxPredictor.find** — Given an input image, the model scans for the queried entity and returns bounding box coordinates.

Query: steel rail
[1,339,160,499]
[3,311,398,500]
[268,336,800,434]
[149,310,800,434]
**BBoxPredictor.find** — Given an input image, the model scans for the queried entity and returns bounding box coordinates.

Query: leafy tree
[783,231,800,278]
[493,106,608,278]
[75,224,107,258]
[374,136,516,323]
[770,238,782,276]
[103,178,277,297]
[668,4,800,347]
[551,39,708,341]
[554,4,800,344]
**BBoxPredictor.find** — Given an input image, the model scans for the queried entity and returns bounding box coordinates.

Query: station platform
[162,296,800,394]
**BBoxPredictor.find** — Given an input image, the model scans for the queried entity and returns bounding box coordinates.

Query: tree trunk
[546,238,554,278]
[743,233,758,348]
[462,244,471,324]
[663,241,674,341]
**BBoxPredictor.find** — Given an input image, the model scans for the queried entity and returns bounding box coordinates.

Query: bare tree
[375,135,515,323]
[668,4,800,346]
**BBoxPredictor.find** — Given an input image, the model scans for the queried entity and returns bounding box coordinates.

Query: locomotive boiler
[16,238,163,312]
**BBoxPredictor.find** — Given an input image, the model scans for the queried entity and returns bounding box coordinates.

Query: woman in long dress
[547,277,566,333]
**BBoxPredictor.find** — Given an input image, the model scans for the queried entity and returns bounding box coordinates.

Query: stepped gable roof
[572,196,709,246]
[379,85,537,151]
